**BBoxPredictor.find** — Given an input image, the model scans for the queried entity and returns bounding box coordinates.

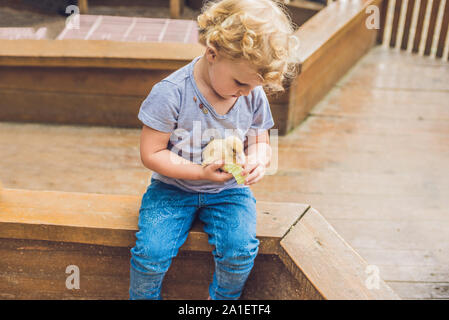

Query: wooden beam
[412,0,428,53]
[285,0,324,27]
[279,208,401,300]
[0,39,204,70]
[286,0,380,133]
[436,0,449,58]
[0,187,307,254]
[377,0,390,44]
[170,0,184,19]
[424,0,442,56]
[400,0,416,50]
[0,186,399,299]
[78,0,88,14]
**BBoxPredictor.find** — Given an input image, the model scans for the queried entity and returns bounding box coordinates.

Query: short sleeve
[137,81,182,133]
[249,86,275,136]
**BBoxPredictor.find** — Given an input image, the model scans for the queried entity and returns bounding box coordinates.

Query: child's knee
[217,233,260,268]
[130,241,173,274]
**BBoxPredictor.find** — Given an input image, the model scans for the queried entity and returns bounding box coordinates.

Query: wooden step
[0,186,399,299]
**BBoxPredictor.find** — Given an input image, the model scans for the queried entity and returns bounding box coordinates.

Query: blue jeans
[129,178,260,300]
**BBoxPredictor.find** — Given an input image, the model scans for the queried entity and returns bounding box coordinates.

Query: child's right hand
[201,160,234,182]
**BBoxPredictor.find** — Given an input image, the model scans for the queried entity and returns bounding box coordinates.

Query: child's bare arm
[140,125,233,182]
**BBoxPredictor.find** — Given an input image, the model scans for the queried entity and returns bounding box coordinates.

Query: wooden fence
[378,0,449,60]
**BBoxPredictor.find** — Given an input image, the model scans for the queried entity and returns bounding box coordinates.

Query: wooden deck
[0,45,448,299]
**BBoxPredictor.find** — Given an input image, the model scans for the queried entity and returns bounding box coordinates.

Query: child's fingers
[241,163,257,176]
[216,171,233,182]
[244,166,265,185]
[206,160,224,172]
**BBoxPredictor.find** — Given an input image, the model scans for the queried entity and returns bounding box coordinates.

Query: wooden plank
[285,115,449,137]
[0,122,149,196]
[0,27,48,40]
[275,144,449,176]
[389,0,403,48]
[333,48,449,91]
[0,66,171,96]
[387,281,449,299]
[285,0,324,27]
[424,0,442,55]
[250,169,449,198]
[326,218,449,254]
[412,0,429,52]
[0,67,287,131]
[279,208,400,299]
[355,248,449,282]
[78,0,88,14]
[295,0,381,72]
[376,265,449,283]
[0,238,309,300]
[309,86,449,120]
[253,192,449,221]
[0,88,145,128]
[436,0,449,57]
[170,0,184,19]
[400,0,416,49]
[377,0,390,44]
[57,15,198,43]
[287,0,380,132]
[281,127,449,154]
[359,43,447,64]
[0,39,204,70]
[0,238,130,300]
[0,187,307,255]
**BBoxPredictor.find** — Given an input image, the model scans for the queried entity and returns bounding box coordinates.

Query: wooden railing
[378,0,449,60]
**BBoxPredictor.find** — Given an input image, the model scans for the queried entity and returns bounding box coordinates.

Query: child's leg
[129,179,198,300]
[198,187,259,300]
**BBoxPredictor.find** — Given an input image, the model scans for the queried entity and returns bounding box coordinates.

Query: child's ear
[206,46,218,62]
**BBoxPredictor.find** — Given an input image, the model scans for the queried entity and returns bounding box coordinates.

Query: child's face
[206,48,263,100]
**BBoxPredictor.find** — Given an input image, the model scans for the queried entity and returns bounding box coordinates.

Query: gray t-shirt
[138,56,274,193]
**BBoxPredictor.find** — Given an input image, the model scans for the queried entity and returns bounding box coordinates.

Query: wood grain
[424,0,442,55]
[400,0,416,49]
[280,208,400,299]
[436,0,449,57]
[0,39,204,69]
[412,0,428,53]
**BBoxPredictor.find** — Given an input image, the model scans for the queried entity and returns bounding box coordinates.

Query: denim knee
[216,231,260,271]
[130,237,173,275]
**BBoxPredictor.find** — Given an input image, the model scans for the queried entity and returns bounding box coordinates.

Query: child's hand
[201,160,234,182]
[241,158,266,185]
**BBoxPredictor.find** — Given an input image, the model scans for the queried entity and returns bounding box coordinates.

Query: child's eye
[234,80,246,86]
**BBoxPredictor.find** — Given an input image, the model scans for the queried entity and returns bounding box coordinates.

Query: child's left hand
[241,158,266,185]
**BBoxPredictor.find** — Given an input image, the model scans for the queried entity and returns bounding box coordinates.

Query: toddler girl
[129,0,299,300]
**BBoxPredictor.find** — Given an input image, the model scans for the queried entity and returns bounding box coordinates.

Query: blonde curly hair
[197,0,300,94]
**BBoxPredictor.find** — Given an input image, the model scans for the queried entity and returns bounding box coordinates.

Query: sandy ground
[0,0,200,39]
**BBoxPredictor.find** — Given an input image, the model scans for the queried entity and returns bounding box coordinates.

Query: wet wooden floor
[0,45,448,299]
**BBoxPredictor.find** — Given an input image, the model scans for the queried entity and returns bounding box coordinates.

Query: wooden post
[78,0,88,14]
[170,0,184,19]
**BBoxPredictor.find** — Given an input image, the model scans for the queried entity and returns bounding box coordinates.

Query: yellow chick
[202,135,246,166]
